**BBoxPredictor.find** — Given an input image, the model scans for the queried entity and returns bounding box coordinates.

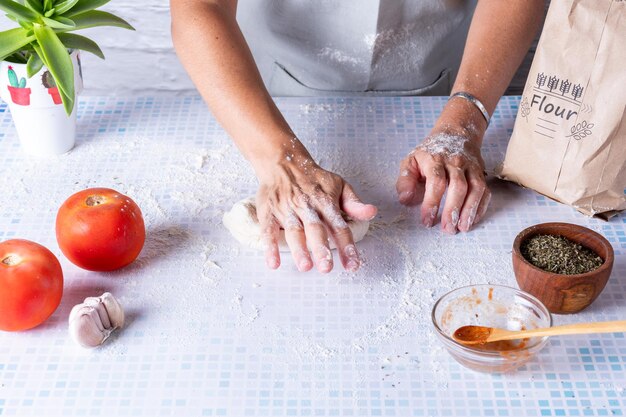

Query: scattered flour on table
[3,102,511,390]
[601,382,626,395]
[272,99,514,387]
[218,206,514,388]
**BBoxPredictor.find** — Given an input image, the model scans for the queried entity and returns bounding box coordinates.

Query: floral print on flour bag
[498,0,626,219]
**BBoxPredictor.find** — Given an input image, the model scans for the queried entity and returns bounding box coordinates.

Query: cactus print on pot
[42,71,62,105]
[6,66,31,106]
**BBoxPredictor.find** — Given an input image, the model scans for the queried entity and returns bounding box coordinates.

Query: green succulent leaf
[57,33,104,58]
[0,27,36,61]
[33,24,75,114]
[63,0,109,17]
[0,0,39,21]
[25,0,43,13]
[43,6,54,16]
[26,51,44,77]
[41,15,75,28]
[17,18,32,29]
[53,14,74,25]
[31,41,43,61]
[53,0,78,15]
[58,86,74,115]
[67,10,134,30]
[6,52,28,64]
[43,0,51,11]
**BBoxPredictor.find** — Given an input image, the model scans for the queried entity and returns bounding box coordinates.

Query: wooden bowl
[512,223,614,315]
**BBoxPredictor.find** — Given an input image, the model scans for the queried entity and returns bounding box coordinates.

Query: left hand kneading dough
[223,197,370,252]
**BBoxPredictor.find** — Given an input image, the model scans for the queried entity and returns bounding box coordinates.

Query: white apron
[237,0,477,96]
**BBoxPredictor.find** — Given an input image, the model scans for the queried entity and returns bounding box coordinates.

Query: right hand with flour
[396,96,491,234]
[255,140,377,273]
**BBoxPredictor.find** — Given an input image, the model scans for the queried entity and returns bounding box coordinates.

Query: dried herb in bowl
[521,234,604,275]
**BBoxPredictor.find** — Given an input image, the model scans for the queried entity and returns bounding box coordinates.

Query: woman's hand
[396,124,490,234]
[256,145,377,273]
[393,0,545,234]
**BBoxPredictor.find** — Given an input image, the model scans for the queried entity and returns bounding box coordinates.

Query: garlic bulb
[69,292,124,348]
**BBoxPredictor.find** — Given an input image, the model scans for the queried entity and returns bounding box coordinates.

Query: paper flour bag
[498,0,626,219]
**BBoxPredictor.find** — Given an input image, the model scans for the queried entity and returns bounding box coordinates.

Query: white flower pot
[0,50,83,156]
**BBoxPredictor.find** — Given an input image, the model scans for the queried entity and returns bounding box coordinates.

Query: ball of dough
[223,197,369,252]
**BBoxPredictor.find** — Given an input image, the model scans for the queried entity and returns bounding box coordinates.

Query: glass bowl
[431,284,552,373]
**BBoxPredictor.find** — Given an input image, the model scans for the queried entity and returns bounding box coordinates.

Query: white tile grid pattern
[0,96,624,416]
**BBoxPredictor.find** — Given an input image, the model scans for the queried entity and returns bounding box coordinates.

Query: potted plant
[0,0,134,156]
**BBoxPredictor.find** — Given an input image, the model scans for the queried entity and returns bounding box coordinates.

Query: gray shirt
[237,0,477,96]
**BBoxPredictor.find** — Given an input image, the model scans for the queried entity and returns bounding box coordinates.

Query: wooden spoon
[453,320,626,345]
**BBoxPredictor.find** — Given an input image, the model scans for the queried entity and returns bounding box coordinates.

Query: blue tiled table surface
[0,96,624,416]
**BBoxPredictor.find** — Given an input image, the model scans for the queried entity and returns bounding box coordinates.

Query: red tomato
[56,188,145,271]
[0,239,64,331]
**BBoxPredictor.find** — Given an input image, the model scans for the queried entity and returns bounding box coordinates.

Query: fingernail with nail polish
[299,259,311,271]
[423,207,437,228]
[466,215,474,232]
[399,190,413,202]
[268,258,279,269]
[346,259,360,272]
[320,260,333,272]
[451,209,460,227]
[445,222,457,235]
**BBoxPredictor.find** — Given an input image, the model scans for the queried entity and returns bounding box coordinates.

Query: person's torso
[237,0,477,96]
